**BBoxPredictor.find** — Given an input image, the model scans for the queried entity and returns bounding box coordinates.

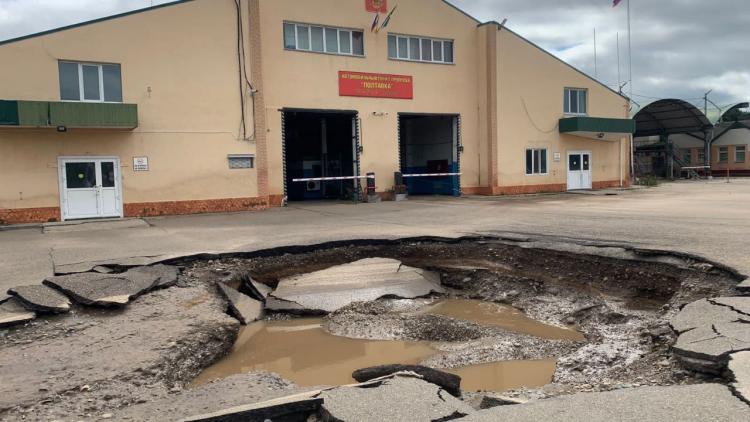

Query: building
[634,100,750,178]
[0,0,634,224]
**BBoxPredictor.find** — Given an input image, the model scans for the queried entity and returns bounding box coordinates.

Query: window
[283,22,364,56]
[698,149,706,164]
[59,61,122,102]
[228,154,255,169]
[387,34,454,64]
[564,88,587,115]
[736,145,746,163]
[525,148,548,175]
[719,146,729,163]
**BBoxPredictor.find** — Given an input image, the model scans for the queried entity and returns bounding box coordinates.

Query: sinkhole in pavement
[183,238,741,396]
[194,299,575,392]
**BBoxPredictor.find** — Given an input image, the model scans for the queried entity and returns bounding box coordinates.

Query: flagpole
[627,0,632,99]
[593,28,598,79]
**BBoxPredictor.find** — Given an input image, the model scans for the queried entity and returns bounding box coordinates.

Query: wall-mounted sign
[339,71,413,100]
[553,152,561,162]
[133,156,149,171]
[365,0,387,13]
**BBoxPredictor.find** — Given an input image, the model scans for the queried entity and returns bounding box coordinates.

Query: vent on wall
[228,154,255,169]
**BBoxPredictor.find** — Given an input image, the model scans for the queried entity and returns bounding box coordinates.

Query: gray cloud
[1,0,747,116]
[449,0,750,116]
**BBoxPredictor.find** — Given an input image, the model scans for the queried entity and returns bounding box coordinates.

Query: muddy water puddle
[195,299,582,392]
[425,299,585,341]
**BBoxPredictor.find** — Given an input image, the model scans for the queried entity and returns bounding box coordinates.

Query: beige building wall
[494,27,631,192]
[257,0,485,196]
[0,0,260,221]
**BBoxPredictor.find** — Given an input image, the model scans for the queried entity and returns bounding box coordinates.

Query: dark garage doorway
[282,109,359,202]
[398,113,460,196]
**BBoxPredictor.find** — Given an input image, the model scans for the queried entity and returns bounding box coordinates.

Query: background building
[0,0,633,224]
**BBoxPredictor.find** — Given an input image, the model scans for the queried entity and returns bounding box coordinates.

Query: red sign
[365,0,388,13]
[338,71,413,100]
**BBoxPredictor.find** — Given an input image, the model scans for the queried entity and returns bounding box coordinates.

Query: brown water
[193,299,579,392]
[193,318,435,387]
[425,299,585,341]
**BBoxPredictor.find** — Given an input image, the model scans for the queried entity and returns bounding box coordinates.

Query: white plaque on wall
[133,156,149,171]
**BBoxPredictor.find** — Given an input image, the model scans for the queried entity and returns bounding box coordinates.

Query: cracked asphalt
[2,179,749,301]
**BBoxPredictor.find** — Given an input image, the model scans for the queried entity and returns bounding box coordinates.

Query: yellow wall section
[258,0,485,195]
[496,28,630,188]
[0,0,257,210]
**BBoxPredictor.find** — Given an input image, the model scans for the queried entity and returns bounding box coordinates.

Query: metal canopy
[634,99,712,137]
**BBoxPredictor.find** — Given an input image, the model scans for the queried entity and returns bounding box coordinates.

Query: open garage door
[398,114,460,196]
[282,109,360,202]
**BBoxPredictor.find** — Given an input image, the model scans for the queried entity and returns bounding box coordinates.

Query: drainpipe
[619,138,623,187]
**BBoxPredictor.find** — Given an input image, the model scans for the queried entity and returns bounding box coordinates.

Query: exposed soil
[0,237,742,420]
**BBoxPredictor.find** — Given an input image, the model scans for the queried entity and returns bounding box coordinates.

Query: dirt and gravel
[0,237,743,420]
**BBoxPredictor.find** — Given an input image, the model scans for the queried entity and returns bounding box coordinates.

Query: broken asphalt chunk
[44,273,150,307]
[271,258,445,313]
[0,297,36,327]
[319,376,474,422]
[217,283,264,325]
[180,393,323,422]
[669,298,750,333]
[42,264,180,307]
[728,351,750,404]
[239,274,272,302]
[352,364,462,397]
[7,284,71,313]
[673,322,750,374]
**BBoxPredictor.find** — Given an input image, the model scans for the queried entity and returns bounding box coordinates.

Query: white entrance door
[567,151,592,190]
[59,157,122,220]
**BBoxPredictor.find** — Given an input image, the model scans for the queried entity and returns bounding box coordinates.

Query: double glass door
[59,157,122,220]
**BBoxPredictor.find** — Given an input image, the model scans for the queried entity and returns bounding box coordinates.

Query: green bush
[637,175,659,187]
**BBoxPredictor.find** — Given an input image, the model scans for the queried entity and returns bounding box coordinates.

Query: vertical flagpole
[616,32,621,93]
[627,0,633,99]
[594,28,598,79]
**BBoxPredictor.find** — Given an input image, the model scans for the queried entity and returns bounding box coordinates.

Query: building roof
[634,99,713,137]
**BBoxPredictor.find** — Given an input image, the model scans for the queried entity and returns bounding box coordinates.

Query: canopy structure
[720,102,750,123]
[634,99,712,138]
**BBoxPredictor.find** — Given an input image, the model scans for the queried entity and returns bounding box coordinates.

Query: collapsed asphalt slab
[319,375,475,422]
[728,351,750,403]
[268,257,445,313]
[217,282,263,324]
[0,297,35,327]
[670,297,750,373]
[7,284,71,313]
[455,384,750,422]
[42,264,179,307]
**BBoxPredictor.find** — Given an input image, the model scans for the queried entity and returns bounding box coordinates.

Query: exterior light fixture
[56,126,67,132]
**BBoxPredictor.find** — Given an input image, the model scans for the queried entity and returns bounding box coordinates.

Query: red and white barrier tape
[401,173,462,178]
[292,175,376,182]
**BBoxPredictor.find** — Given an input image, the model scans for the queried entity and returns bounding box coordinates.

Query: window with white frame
[58,61,122,102]
[736,145,746,163]
[525,148,548,175]
[719,146,729,163]
[387,34,454,64]
[564,88,587,115]
[283,22,364,56]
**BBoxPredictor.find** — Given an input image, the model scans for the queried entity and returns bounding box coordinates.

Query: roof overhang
[0,100,138,130]
[634,99,712,138]
[559,116,635,142]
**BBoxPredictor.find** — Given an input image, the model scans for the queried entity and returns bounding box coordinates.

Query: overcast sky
[0,0,747,116]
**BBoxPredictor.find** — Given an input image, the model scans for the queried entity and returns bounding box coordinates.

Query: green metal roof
[559,116,635,141]
[560,116,635,134]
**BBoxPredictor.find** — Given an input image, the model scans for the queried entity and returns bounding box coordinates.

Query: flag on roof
[379,5,398,31]
[613,0,623,6]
